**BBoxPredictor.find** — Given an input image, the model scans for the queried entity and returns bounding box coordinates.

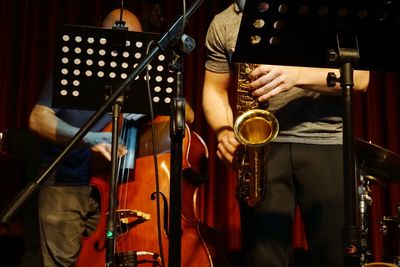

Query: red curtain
[1,0,399,264]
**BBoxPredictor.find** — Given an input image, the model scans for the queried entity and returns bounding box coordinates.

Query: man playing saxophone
[201,1,370,267]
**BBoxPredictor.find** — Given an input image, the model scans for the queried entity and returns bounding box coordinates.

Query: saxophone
[234,63,279,207]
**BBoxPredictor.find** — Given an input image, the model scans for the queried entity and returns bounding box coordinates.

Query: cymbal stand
[358,168,373,266]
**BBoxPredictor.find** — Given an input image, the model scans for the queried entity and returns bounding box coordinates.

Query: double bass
[76,116,229,266]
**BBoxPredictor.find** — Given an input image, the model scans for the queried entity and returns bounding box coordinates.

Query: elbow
[28,107,40,134]
[29,105,51,135]
[357,78,369,93]
[355,71,370,93]
[185,103,195,124]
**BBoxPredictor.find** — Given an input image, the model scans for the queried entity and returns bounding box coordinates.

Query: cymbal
[364,174,386,186]
[355,138,400,181]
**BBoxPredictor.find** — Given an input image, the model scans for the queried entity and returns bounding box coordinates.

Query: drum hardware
[360,189,399,267]
[379,204,400,267]
[359,170,374,266]
[355,139,400,267]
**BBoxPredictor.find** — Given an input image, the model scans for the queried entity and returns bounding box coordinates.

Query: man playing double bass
[29,9,145,267]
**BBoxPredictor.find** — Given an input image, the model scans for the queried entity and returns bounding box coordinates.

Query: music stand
[232,0,400,266]
[233,0,400,71]
[53,24,176,115]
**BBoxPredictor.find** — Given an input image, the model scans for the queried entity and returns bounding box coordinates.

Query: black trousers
[241,143,345,267]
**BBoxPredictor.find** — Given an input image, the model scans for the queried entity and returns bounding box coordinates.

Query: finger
[217,143,234,163]
[253,71,281,90]
[228,135,241,147]
[91,144,112,161]
[118,145,128,157]
[216,150,223,161]
[258,83,286,101]
[220,136,238,155]
[98,147,112,161]
[249,65,271,80]
[252,77,283,97]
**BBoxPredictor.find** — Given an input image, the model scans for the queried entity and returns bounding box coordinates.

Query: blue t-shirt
[38,77,112,185]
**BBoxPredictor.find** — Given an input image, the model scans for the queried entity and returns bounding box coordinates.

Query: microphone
[235,0,246,12]
[113,20,127,31]
[111,1,128,46]
[113,0,128,31]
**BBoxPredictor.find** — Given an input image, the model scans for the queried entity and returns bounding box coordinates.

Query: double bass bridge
[115,209,151,235]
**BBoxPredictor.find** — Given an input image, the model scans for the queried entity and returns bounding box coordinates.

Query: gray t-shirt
[205,4,342,145]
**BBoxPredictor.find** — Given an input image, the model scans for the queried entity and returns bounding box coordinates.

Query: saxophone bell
[234,109,278,147]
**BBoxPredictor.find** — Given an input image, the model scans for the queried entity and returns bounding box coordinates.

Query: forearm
[202,70,241,165]
[202,71,235,140]
[29,104,96,147]
[296,67,370,94]
[204,94,234,137]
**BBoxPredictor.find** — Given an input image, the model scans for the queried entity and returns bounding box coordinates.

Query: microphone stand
[327,46,361,267]
[168,56,185,267]
[167,33,196,266]
[106,94,124,267]
[0,2,205,267]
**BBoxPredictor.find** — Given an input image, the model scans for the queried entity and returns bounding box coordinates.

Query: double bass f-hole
[150,191,169,237]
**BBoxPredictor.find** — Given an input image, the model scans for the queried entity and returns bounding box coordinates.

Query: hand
[216,129,240,168]
[83,132,127,161]
[248,65,300,101]
[90,142,127,161]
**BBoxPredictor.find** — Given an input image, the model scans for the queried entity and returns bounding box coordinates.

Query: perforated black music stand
[232,0,400,266]
[233,0,400,71]
[53,24,177,115]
